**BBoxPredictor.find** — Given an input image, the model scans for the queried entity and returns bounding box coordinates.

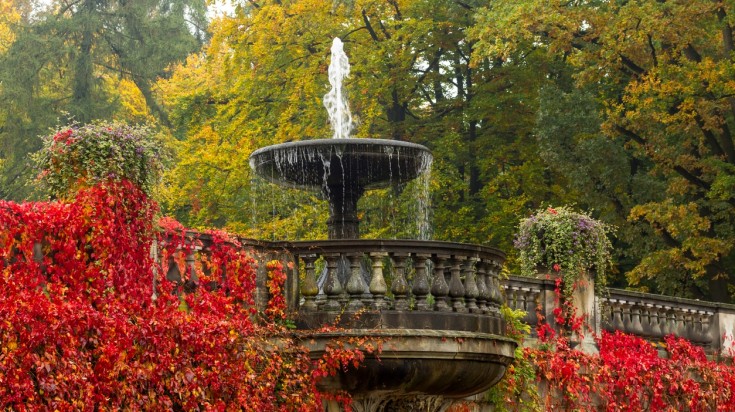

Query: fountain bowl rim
[249,138,432,159]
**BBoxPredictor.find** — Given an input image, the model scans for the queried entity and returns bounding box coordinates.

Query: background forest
[1,0,734,303]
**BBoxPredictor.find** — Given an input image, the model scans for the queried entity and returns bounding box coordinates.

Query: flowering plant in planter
[33,121,166,199]
[514,206,614,295]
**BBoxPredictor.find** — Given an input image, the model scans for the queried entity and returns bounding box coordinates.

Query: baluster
[701,312,714,346]
[391,253,410,311]
[630,304,644,336]
[299,254,319,312]
[33,242,45,275]
[657,307,668,335]
[674,310,686,337]
[601,300,614,331]
[475,258,489,314]
[637,304,651,337]
[462,257,480,313]
[525,290,539,325]
[431,254,451,312]
[517,289,527,317]
[449,256,467,313]
[186,248,198,281]
[323,253,343,311]
[506,287,518,311]
[648,304,663,340]
[683,310,695,342]
[485,260,502,313]
[662,307,675,336]
[621,302,632,333]
[369,252,389,310]
[412,253,431,311]
[613,300,625,331]
[494,261,506,309]
[345,252,367,310]
[166,255,182,283]
[692,311,705,343]
[480,260,494,312]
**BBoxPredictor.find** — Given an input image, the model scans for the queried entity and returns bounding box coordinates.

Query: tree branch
[717,6,734,54]
[618,53,646,76]
[408,48,443,98]
[387,0,402,20]
[693,112,726,158]
[719,121,735,164]
[614,124,646,145]
[647,34,658,67]
[683,44,702,62]
[361,10,380,42]
[454,1,472,10]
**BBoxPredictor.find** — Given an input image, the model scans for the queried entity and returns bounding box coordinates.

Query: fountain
[249,38,432,239]
[248,38,515,406]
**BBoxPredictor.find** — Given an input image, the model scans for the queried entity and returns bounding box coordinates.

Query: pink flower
[553,263,561,272]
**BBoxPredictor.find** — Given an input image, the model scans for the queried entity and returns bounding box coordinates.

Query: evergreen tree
[0,0,207,199]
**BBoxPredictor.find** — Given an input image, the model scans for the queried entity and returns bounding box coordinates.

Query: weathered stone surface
[302,329,516,398]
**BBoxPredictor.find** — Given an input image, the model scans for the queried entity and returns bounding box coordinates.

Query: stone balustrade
[284,239,506,334]
[22,232,735,356]
[503,276,553,328]
[601,289,720,347]
[502,274,735,355]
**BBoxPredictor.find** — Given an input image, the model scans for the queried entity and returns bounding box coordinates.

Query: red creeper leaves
[0,180,363,410]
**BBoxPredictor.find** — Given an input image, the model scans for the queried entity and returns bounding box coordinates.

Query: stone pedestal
[536,267,598,354]
[570,271,598,354]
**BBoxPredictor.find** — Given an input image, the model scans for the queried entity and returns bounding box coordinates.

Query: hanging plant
[514,206,614,295]
[33,121,167,199]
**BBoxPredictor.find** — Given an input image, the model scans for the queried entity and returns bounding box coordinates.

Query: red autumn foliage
[0,180,362,411]
[524,331,735,411]
[498,280,735,411]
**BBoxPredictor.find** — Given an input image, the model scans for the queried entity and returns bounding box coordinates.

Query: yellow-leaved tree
[473,0,735,301]
[159,0,573,245]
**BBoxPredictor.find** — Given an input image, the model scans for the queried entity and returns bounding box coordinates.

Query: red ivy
[503,288,735,412]
[0,180,363,410]
[266,260,288,322]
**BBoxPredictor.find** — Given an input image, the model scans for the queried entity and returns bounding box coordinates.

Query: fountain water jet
[323,38,353,140]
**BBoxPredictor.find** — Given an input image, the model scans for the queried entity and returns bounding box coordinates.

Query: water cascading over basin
[248,139,432,239]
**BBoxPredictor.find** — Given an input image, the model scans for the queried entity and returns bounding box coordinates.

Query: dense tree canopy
[159,0,569,245]
[2,0,735,301]
[0,0,206,199]
[473,0,735,300]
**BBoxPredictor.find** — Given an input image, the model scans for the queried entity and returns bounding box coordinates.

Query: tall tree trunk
[387,87,406,140]
[72,0,95,122]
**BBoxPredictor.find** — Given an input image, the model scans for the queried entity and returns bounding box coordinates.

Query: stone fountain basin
[301,329,517,398]
[248,139,432,190]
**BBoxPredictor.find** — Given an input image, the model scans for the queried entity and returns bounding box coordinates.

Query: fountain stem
[325,182,364,239]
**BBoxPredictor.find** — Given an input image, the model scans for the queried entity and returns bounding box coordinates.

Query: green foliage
[160,0,569,247]
[0,0,206,200]
[33,122,166,199]
[473,0,735,301]
[515,206,614,294]
[501,305,532,344]
[484,305,539,411]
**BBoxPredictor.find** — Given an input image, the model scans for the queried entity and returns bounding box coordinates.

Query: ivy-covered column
[516,206,614,353]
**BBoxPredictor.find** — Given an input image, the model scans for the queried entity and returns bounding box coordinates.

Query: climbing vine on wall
[0,179,363,410]
[491,307,735,411]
